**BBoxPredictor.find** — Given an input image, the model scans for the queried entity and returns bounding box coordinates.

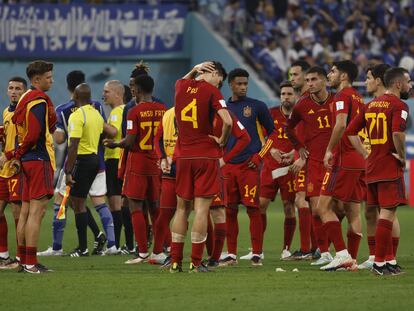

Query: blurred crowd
[201,0,414,92]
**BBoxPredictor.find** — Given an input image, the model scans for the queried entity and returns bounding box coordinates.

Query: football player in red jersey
[347,67,411,276]
[317,60,365,271]
[259,81,298,259]
[105,75,166,264]
[170,61,232,273]
[285,66,334,266]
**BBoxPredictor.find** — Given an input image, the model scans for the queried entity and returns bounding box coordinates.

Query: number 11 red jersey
[174,79,227,158]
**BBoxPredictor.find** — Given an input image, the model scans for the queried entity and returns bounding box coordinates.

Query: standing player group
[0,58,411,276]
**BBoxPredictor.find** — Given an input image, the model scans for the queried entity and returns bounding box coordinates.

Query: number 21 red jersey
[174,79,227,158]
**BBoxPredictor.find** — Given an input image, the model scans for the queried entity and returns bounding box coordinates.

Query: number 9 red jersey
[174,79,228,158]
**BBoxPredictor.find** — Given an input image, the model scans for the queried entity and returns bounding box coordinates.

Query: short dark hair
[228,68,249,83]
[280,80,294,91]
[384,67,409,88]
[135,75,154,94]
[212,61,228,82]
[130,61,150,79]
[9,76,27,88]
[333,60,358,83]
[290,60,310,72]
[366,63,391,86]
[306,66,327,78]
[123,84,132,104]
[26,60,53,80]
[66,70,85,93]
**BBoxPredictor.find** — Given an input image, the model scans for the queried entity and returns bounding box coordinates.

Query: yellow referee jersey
[104,104,124,160]
[68,104,104,155]
[162,107,178,158]
[0,106,18,178]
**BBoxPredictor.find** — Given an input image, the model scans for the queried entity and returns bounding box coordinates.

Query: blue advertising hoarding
[0,4,187,57]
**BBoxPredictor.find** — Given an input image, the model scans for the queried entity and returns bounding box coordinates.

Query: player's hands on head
[65,173,75,186]
[195,62,215,74]
[323,150,333,169]
[392,153,406,168]
[290,157,306,175]
[298,147,309,160]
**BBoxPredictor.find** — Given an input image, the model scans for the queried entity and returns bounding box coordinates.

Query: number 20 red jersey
[174,79,227,159]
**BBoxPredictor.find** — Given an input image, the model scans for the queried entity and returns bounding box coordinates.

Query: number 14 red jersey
[174,79,227,158]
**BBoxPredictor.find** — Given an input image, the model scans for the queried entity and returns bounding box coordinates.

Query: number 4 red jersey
[346,93,409,183]
[174,79,227,158]
[126,101,166,175]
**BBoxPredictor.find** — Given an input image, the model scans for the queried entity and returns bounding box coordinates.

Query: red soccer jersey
[213,112,250,162]
[126,101,166,175]
[174,79,227,158]
[263,106,295,169]
[332,87,365,169]
[286,93,335,162]
[346,94,409,183]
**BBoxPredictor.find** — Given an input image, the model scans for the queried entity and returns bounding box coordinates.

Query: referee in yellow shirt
[65,83,104,257]
[103,80,125,251]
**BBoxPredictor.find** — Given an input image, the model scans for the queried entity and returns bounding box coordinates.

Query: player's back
[364,94,408,182]
[174,79,226,158]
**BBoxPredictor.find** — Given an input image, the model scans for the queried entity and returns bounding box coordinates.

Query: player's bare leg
[344,202,362,260]
[170,197,191,272]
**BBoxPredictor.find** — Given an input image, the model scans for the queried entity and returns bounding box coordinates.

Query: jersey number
[181,99,198,128]
[140,121,160,150]
[317,115,331,129]
[365,112,387,145]
[277,127,288,139]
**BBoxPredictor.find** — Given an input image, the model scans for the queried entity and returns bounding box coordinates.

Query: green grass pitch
[1,198,414,311]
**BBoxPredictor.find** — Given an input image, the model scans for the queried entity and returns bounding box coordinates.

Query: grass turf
[1,199,414,311]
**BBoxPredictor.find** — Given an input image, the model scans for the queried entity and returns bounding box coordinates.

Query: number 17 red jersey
[174,79,227,158]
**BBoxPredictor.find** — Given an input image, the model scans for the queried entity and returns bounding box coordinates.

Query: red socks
[0,215,7,253]
[171,241,184,265]
[367,236,376,256]
[225,208,239,254]
[152,208,175,254]
[298,208,311,253]
[347,230,362,259]
[25,246,37,265]
[284,217,296,250]
[313,216,329,253]
[323,221,346,252]
[131,210,148,254]
[17,245,25,264]
[374,219,393,263]
[211,223,226,261]
[206,216,214,257]
[261,213,267,234]
[191,241,205,266]
[247,208,263,254]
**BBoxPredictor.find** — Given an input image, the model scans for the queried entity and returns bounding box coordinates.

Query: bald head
[103,80,124,107]
[73,83,91,106]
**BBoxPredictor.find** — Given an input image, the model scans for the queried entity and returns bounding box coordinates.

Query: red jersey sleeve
[392,101,409,133]
[223,118,251,163]
[286,106,304,149]
[333,93,351,118]
[209,85,227,112]
[345,104,366,136]
[126,108,138,136]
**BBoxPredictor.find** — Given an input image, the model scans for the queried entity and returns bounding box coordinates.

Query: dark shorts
[105,159,123,197]
[70,154,99,199]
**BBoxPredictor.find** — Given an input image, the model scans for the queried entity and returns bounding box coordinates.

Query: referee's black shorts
[105,158,123,197]
[71,154,99,198]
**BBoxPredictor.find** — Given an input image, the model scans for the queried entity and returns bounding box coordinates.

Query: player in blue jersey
[220,68,276,267]
[37,70,117,257]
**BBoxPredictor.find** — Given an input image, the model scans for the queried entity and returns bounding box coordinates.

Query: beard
[282,101,295,110]
[400,91,410,100]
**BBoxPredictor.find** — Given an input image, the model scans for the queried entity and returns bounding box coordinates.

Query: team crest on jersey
[307,182,313,193]
[243,106,252,117]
